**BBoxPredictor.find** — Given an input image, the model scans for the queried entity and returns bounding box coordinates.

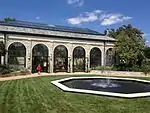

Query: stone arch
[53,43,69,51]
[90,47,101,69]
[73,46,85,72]
[8,42,26,68]
[53,45,68,72]
[7,41,27,50]
[32,44,49,73]
[72,45,86,53]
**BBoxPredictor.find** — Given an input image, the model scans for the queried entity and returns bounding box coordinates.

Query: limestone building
[0,20,115,73]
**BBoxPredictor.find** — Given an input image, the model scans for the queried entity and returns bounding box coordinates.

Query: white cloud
[93,10,102,14]
[67,10,102,25]
[101,14,132,26]
[67,0,84,7]
[143,33,150,37]
[67,10,132,26]
[36,16,40,20]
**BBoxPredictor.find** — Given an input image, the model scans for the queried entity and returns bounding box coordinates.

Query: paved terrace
[0,71,150,81]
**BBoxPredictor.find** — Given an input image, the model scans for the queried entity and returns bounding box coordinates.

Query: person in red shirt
[36,64,41,75]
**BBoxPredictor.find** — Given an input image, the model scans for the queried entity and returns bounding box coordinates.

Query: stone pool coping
[51,76,150,98]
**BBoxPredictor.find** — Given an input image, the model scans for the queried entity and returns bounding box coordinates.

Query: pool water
[61,78,150,94]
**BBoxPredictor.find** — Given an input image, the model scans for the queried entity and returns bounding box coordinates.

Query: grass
[0,75,150,113]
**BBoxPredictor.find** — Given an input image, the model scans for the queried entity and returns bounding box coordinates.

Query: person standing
[36,64,41,75]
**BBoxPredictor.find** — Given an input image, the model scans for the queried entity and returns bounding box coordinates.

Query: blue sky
[0,0,150,45]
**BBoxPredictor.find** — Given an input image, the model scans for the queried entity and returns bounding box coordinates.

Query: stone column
[101,49,105,66]
[67,57,71,73]
[87,56,90,72]
[26,40,32,72]
[4,34,8,66]
[0,36,4,65]
[70,53,73,73]
[1,56,4,65]
[85,45,90,72]
[101,42,106,66]
[47,42,52,73]
[85,57,90,72]
[68,43,73,73]
[49,53,53,73]
[50,43,54,73]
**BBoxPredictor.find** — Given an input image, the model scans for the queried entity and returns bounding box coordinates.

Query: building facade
[0,20,115,73]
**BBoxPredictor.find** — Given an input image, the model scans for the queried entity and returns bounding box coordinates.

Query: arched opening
[106,48,114,66]
[32,44,48,73]
[54,45,68,72]
[73,46,85,72]
[8,42,26,68]
[90,47,101,69]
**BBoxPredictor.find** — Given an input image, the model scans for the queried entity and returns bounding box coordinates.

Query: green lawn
[0,75,150,113]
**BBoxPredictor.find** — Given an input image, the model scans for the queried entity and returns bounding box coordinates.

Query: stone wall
[0,32,115,73]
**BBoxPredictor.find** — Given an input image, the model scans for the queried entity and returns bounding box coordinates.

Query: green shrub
[0,66,20,74]
[90,66,112,71]
[141,60,150,76]
[0,65,11,74]
[20,69,31,75]
[0,67,31,77]
[112,63,142,72]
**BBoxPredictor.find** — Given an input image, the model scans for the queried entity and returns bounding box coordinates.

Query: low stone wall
[90,70,149,77]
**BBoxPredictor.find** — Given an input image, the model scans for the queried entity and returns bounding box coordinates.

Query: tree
[141,59,150,76]
[4,17,16,22]
[144,46,150,59]
[107,24,145,71]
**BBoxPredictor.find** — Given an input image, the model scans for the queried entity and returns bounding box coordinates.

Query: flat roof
[0,20,104,35]
[0,20,116,41]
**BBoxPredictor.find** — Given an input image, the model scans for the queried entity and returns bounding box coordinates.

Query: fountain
[91,79,120,88]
